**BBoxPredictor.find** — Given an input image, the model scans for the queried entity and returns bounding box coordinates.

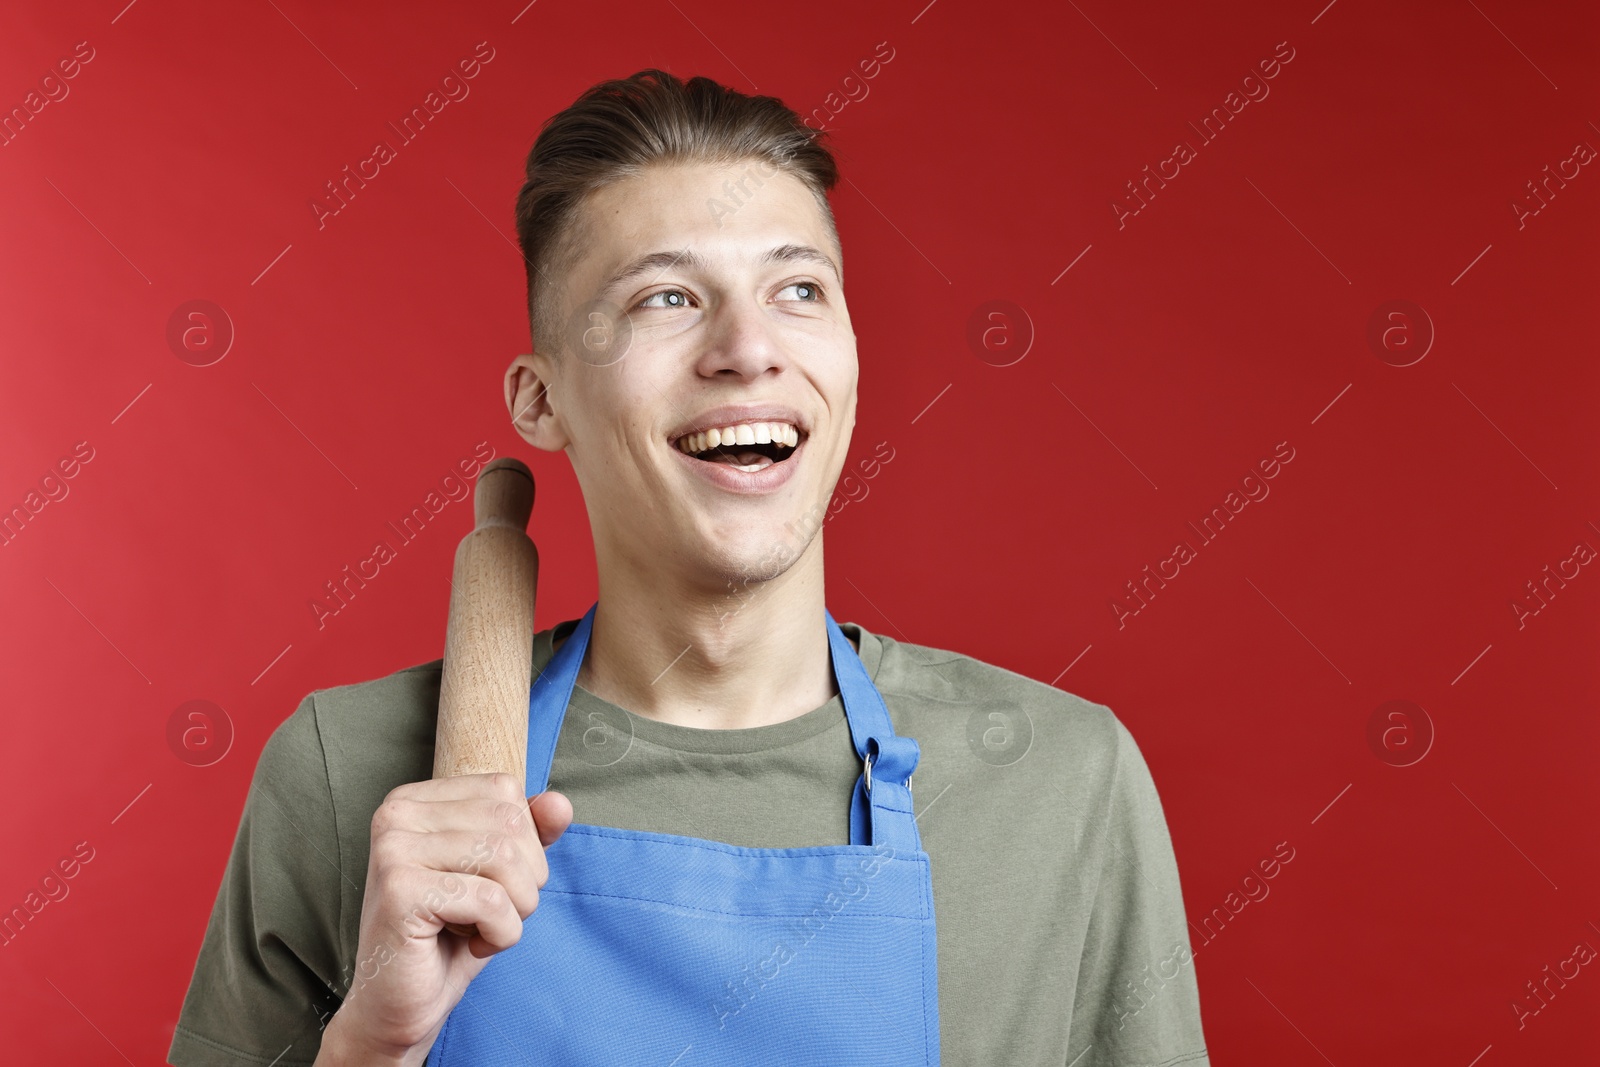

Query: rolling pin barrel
[434,456,539,784]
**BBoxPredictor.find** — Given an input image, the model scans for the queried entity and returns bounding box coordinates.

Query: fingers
[374,793,542,841]
[381,777,572,847]
[415,827,546,909]
[368,775,562,932]
[375,781,570,849]
[381,864,527,957]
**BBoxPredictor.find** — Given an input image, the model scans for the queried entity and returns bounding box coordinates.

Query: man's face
[512,159,857,593]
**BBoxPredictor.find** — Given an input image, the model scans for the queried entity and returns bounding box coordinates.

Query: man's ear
[505,351,569,451]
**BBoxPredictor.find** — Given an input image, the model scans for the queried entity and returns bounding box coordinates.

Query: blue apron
[425,602,941,1065]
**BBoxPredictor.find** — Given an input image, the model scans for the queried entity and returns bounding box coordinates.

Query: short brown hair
[513,69,842,357]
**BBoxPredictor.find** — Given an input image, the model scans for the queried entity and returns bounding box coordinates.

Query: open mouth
[673,423,803,473]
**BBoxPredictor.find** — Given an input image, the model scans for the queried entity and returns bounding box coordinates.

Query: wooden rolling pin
[433,456,539,938]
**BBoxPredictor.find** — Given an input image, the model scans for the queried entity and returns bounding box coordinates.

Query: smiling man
[170,70,1210,1067]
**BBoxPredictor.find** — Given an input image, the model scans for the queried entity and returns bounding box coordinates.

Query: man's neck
[571,538,849,730]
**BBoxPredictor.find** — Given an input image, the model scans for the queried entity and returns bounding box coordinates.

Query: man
[170,69,1209,1066]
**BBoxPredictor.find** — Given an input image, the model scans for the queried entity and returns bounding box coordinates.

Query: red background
[2,0,1596,1062]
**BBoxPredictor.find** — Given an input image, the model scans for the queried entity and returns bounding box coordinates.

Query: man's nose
[693,297,785,379]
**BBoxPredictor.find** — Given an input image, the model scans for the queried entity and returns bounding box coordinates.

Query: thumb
[527,789,574,847]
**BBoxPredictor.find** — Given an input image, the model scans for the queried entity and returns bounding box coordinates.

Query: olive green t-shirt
[169,618,1209,1066]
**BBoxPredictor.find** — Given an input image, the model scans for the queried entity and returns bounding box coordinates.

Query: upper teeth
[675,421,800,454]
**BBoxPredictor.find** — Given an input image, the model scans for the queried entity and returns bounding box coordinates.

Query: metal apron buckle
[863,751,911,798]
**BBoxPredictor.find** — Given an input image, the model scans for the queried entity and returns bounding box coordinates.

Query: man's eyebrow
[764,243,841,283]
[597,244,841,299]
[598,249,708,299]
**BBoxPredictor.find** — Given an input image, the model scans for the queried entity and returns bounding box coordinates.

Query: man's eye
[634,283,824,309]
[637,289,692,309]
[779,282,825,303]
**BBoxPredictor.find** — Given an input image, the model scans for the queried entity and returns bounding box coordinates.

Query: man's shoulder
[304,655,444,726]
[278,656,445,815]
[860,625,1126,770]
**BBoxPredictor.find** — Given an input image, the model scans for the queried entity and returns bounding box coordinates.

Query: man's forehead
[571,162,839,285]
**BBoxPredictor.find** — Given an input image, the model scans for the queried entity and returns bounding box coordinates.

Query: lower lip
[669,435,806,495]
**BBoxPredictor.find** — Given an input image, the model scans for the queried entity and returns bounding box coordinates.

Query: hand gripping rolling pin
[432,457,539,939]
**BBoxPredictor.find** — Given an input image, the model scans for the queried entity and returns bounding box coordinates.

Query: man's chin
[689,523,813,590]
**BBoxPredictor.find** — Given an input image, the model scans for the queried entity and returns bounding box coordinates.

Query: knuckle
[492,831,524,870]
[493,799,529,833]
[481,830,519,865]
[475,879,508,911]
[371,797,411,836]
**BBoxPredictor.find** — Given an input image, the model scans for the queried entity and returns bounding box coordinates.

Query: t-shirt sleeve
[168,692,348,1066]
[1069,714,1211,1067]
